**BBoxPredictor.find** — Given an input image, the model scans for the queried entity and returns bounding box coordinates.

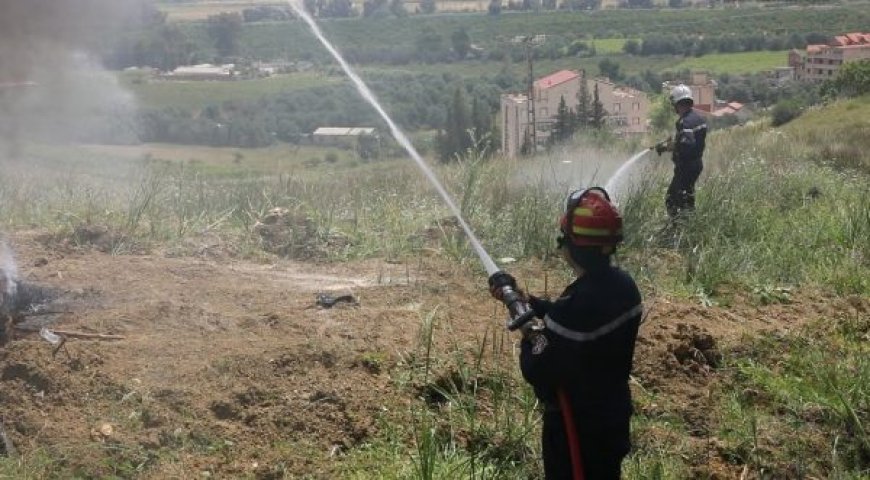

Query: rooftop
[312,127,376,136]
[534,70,580,90]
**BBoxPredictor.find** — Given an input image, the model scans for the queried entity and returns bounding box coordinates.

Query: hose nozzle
[488,271,536,331]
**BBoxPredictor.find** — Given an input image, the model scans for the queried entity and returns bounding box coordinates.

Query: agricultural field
[158,0,496,20]
[674,49,789,74]
[120,71,342,110]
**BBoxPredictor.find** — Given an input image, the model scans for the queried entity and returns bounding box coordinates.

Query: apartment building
[789,32,870,83]
[590,78,650,134]
[662,71,716,113]
[501,69,650,157]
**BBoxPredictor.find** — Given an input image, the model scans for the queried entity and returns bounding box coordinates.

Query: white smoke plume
[0,0,151,159]
[0,239,18,312]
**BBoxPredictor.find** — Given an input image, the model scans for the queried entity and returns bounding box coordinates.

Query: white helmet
[669,84,693,105]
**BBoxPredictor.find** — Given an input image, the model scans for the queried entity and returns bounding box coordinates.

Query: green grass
[781,94,870,172]
[120,71,343,110]
[675,50,789,74]
[716,315,870,478]
[592,37,634,54]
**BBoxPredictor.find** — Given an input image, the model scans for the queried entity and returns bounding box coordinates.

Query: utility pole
[524,36,537,154]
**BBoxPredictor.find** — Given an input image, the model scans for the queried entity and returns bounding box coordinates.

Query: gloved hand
[654,138,672,156]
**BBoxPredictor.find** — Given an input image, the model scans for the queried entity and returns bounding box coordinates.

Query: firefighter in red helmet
[491,187,643,480]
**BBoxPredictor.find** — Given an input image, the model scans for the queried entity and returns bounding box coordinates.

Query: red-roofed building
[790,33,870,83]
[533,70,580,91]
[501,69,650,157]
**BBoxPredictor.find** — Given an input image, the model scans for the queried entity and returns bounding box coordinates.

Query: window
[613,103,621,113]
[540,107,548,118]
[632,117,640,125]
[632,102,640,111]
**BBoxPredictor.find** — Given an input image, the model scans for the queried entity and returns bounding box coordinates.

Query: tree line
[626,32,831,57]
[131,72,511,150]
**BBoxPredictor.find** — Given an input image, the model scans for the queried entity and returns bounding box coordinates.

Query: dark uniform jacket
[521,265,642,433]
[672,109,707,165]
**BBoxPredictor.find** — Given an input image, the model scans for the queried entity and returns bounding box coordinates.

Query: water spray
[287,1,534,329]
[603,149,651,200]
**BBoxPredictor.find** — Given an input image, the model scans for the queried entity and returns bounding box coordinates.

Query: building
[500,69,650,158]
[501,69,585,158]
[663,71,716,113]
[164,64,236,81]
[589,78,650,135]
[710,101,748,121]
[311,127,377,147]
[766,66,796,86]
[789,32,870,83]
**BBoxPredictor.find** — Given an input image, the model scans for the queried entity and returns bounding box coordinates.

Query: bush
[771,100,802,127]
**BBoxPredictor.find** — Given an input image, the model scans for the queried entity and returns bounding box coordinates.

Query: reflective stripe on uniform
[681,124,707,133]
[544,304,642,342]
[572,207,594,217]
[571,226,613,237]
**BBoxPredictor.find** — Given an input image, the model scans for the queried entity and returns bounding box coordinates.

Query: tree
[320,0,355,17]
[542,0,557,9]
[389,0,408,17]
[471,96,492,150]
[206,12,243,57]
[598,58,622,81]
[622,39,640,55]
[488,0,502,14]
[357,133,381,160]
[451,27,471,60]
[303,0,318,14]
[551,95,574,143]
[829,60,870,97]
[363,0,389,16]
[440,87,472,161]
[591,83,605,129]
[576,79,590,128]
[415,27,446,63]
[420,0,437,13]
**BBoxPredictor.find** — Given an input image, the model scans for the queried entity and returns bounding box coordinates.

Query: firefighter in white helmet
[655,84,707,219]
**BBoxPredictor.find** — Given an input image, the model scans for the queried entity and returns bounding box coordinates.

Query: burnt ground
[0,230,865,478]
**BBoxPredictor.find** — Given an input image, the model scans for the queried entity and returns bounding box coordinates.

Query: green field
[121,71,342,109]
[675,50,789,74]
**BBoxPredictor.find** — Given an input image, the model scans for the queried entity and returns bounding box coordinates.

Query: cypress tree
[592,83,605,130]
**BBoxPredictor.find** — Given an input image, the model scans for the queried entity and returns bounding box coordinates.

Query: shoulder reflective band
[544,304,642,342]
[682,124,707,133]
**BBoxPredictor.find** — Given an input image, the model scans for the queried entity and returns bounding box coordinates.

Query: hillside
[781,94,870,172]
[1,92,868,479]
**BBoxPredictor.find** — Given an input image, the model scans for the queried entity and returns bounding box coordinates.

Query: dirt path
[0,233,864,478]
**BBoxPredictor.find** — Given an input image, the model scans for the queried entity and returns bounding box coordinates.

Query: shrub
[770,100,802,127]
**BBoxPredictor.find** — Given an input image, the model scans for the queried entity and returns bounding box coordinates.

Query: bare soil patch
[0,232,864,478]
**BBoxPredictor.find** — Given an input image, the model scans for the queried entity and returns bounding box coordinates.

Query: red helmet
[559,187,623,247]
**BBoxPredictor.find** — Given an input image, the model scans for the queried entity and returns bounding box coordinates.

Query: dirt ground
[0,230,865,478]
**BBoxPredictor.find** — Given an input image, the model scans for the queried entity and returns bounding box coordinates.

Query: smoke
[0,0,149,158]
[512,144,646,194]
[0,239,18,313]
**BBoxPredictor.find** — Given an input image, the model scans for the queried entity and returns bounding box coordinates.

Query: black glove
[654,140,669,156]
[653,142,668,157]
